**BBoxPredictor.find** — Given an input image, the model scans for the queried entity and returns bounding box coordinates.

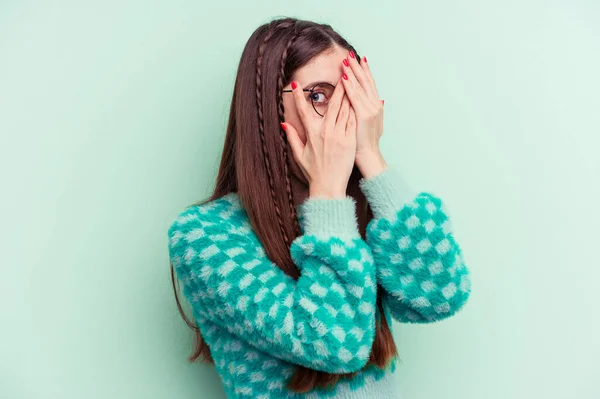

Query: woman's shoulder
[168,192,251,237]
[167,192,260,266]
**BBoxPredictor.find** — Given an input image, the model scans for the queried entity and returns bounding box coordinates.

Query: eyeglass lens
[309,83,336,116]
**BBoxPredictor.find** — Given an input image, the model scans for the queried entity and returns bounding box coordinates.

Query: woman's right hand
[281,78,357,199]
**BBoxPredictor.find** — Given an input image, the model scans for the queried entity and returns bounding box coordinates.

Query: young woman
[167,17,471,398]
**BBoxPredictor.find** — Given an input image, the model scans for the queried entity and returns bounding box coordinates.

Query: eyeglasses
[282,82,336,117]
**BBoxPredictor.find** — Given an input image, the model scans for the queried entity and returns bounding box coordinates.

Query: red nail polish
[342,73,348,80]
[343,59,349,67]
[291,81,297,89]
[363,56,367,63]
[280,122,287,131]
[349,51,355,58]
[381,100,385,105]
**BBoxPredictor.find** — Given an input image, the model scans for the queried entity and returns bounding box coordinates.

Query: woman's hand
[281,78,357,199]
[341,52,388,179]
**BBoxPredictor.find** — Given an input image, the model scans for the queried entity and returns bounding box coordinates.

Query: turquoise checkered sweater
[167,164,471,398]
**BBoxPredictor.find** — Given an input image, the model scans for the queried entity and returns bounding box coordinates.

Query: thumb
[281,122,304,162]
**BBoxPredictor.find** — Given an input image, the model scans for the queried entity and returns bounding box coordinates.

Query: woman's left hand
[340,51,388,179]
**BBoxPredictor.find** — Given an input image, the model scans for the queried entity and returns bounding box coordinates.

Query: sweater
[167,164,472,398]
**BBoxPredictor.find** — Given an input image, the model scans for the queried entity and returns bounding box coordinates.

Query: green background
[1,1,598,398]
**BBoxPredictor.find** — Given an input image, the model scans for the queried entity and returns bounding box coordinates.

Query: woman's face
[282,44,349,144]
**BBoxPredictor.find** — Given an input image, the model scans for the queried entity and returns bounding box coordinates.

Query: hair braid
[277,26,304,239]
[256,21,296,246]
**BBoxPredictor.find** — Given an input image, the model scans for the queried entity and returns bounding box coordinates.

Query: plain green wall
[1,1,599,398]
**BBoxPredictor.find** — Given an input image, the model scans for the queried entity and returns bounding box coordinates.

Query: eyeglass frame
[281,82,336,117]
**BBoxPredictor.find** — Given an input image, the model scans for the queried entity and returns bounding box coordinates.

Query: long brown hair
[170,16,398,393]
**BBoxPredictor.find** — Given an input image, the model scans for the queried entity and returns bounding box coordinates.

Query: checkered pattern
[366,192,471,323]
[169,193,378,374]
[167,165,471,398]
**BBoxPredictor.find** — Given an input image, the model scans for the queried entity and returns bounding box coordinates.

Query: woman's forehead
[293,47,348,86]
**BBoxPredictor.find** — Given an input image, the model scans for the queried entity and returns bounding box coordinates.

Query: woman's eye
[310,91,327,103]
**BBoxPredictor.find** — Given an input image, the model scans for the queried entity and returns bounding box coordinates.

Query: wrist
[309,186,347,199]
[356,150,388,179]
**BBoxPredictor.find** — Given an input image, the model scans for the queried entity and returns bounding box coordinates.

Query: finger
[281,122,304,162]
[358,55,379,97]
[290,81,313,131]
[345,51,377,100]
[324,77,346,132]
[346,106,357,138]
[341,70,368,116]
[335,95,350,134]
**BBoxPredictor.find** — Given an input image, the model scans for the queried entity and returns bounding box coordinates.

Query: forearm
[359,164,472,323]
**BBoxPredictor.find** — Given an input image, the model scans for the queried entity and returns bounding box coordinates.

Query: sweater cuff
[358,164,416,221]
[297,196,361,240]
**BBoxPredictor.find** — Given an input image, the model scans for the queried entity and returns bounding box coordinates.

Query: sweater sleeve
[167,195,377,373]
[358,164,472,323]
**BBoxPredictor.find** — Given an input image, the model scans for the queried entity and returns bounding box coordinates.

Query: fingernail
[343,59,349,67]
[363,56,367,63]
[381,100,384,105]
[291,81,297,89]
[342,73,348,80]
[349,51,355,58]
[280,122,287,131]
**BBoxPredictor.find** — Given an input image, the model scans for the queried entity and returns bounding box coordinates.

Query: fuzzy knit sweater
[167,164,471,398]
